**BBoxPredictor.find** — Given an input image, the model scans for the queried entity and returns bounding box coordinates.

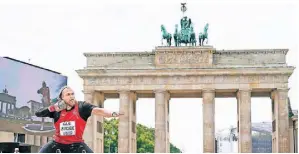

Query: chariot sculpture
[160,3,209,47]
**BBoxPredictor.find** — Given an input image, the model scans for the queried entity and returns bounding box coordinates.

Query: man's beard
[66,99,75,107]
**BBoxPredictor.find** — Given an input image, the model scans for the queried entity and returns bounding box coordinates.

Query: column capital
[93,91,104,95]
[237,88,251,99]
[271,88,289,99]
[117,89,131,94]
[275,88,290,92]
[153,89,168,94]
[130,91,138,101]
[237,88,252,92]
[82,90,94,95]
[93,91,106,101]
[202,88,215,93]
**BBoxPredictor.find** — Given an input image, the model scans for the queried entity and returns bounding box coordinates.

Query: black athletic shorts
[38,140,93,153]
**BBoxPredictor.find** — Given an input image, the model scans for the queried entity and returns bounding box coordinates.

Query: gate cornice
[76,67,294,78]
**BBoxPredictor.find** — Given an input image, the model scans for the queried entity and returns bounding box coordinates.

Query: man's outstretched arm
[80,101,124,120]
[91,107,123,117]
[35,103,61,117]
[35,107,53,117]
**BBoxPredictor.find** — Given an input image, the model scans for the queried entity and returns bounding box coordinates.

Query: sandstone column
[271,88,290,153]
[118,90,137,153]
[154,90,170,153]
[202,89,215,153]
[130,92,137,153]
[295,119,298,153]
[6,102,9,114]
[34,135,41,146]
[0,101,2,112]
[92,92,105,153]
[83,90,106,152]
[25,134,35,145]
[289,118,294,153]
[237,89,252,153]
[271,95,275,151]
[40,136,48,146]
[166,97,170,152]
[82,90,94,149]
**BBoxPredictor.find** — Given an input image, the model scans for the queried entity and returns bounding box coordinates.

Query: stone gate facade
[76,46,294,153]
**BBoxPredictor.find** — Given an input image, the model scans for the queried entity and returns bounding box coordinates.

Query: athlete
[35,86,123,153]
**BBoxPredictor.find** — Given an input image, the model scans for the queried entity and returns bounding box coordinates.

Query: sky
[0,0,298,153]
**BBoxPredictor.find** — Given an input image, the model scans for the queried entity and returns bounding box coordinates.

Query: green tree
[104,119,118,153]
[104,118,181,153]
[170,144,182,153]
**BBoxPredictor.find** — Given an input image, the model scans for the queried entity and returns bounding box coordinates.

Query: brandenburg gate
[76,46,294,153]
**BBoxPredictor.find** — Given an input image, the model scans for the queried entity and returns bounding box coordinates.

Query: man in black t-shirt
[36,86,123,153]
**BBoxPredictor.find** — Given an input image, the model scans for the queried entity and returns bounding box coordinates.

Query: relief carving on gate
[155,50,212,66]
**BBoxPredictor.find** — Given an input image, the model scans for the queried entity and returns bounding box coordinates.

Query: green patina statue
[161,24,172,46]
[190,24,196,46]
[177,16,196,46]
[174,24,181,47]
[160,3,209,47]
[199,23,209,46]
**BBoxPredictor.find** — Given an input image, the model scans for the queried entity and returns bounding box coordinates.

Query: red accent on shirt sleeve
[49,105,55,112]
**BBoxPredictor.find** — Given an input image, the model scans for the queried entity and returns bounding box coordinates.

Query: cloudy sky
[0,0,298,152]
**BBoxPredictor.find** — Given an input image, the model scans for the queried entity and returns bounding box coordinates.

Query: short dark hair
[58,86,70,99]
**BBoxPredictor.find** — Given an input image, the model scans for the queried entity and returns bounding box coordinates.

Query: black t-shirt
[35,101,97,123]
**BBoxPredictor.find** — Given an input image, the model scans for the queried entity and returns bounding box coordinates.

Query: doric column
[237,89,252,153]
[25,134,34,145]
[130,92,137,153]
[271,88,290,153]
[289,118,294,153]
[202,89,215,153]
[82,90,94,149]
[295,119,298,153]
[166,96,170,152]
[154,90,170,153]
[83,90,106,152]
[0,101,2,112]
[34,135,41,146]
[92,92,105,153]
[13,104,15,115]
[118,90,137,153]
[6,102,9,114]
[41,136,48,146]
[9,104,12,114]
